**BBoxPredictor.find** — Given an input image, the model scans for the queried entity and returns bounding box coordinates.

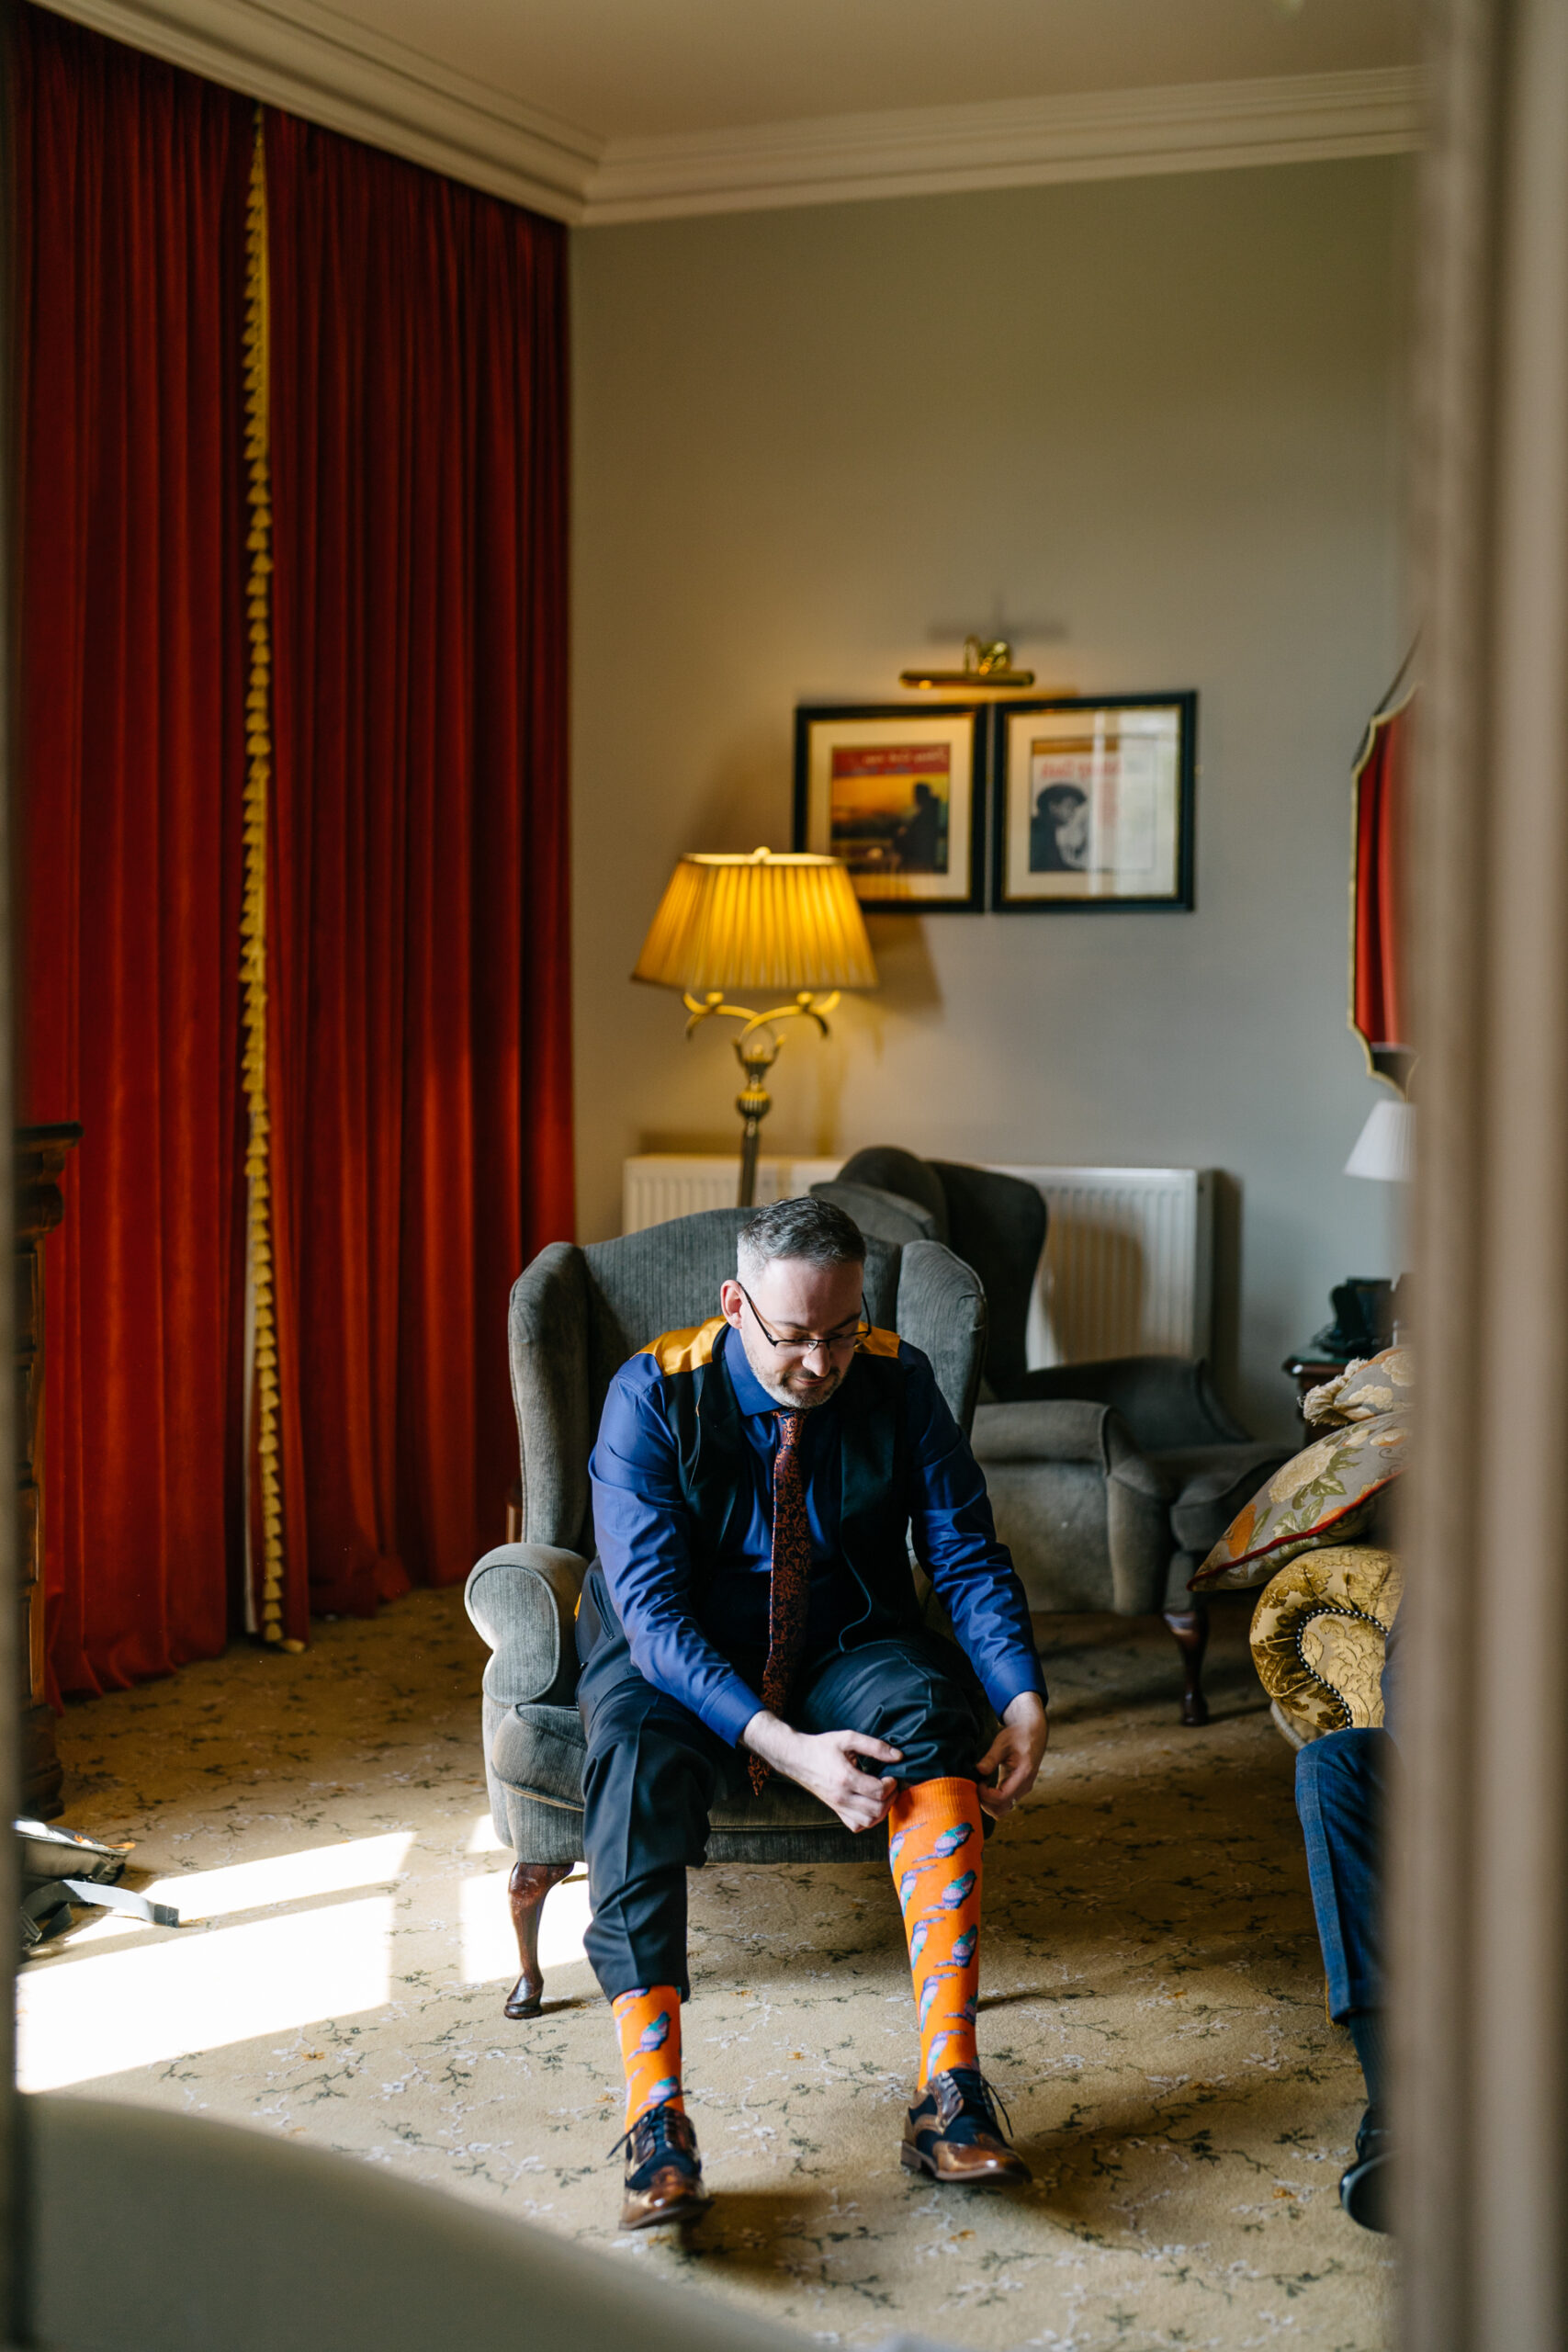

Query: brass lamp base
[734,1031,780,1209]
[682,989,840,1207]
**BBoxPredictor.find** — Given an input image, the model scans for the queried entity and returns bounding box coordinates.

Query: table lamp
[633,846,878,1206]
[1344,1096,1416,1182]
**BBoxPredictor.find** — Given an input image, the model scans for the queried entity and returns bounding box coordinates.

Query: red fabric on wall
[264,113,573,1626]
[1352,699,1410,1055]
[14,8,252,1698]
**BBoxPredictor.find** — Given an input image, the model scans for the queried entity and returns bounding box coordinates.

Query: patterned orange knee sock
[611,1984,684,2131]
[889,1777,984,2086]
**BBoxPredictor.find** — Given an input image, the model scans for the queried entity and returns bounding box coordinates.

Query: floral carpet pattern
[29,1588,1395,2350]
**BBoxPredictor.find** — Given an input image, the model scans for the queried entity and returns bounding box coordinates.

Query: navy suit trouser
[578,1632,985,2001]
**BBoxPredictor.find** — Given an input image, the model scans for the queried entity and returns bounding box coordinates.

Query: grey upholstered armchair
[464,1204,990,2022]
[814,1148,1294,1725]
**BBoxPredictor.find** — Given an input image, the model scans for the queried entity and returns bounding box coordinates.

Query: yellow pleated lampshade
[632,848,879,996]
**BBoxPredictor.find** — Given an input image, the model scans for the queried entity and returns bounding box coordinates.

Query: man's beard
[751,1358,846,1412]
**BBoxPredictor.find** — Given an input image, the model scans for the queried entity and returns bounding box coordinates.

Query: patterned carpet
[26,1585,1394,2351]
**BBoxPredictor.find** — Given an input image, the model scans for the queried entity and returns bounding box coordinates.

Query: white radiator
[621,1156,1213,1364]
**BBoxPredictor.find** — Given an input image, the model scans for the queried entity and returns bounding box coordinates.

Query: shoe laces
[944,2065,1014,2139]
[608,2097,687,2165]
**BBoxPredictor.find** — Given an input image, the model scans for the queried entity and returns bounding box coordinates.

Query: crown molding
[33,0,600,220]
[585,68,1424,224]
[31,2,1421,228]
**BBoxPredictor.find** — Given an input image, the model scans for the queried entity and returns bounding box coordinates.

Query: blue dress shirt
[588,1322,1046,1747]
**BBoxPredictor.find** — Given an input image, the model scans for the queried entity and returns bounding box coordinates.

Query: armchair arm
[465,1543,588,1710]
[971,1397,1173,1617]
[1004,1354,1249,1449]
[971,1396,1131,1464]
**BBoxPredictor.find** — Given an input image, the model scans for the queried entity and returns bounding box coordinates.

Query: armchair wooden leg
[504,1860,574,2019]
[1162,1607,1211,1728]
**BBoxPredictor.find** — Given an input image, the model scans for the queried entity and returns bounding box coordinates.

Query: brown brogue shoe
[901,2067,1032,2186]
[616,2101,713,2230]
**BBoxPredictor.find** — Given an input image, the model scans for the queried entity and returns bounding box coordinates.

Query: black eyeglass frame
[735,1283,870,1357]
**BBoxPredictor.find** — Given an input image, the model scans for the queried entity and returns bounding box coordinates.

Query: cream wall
[570,159,1412,1439]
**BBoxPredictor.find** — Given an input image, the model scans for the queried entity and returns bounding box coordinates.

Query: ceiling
[315,0,1419,146]
[47,0,1423,220]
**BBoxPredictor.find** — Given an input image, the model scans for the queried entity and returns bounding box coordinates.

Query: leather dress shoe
[615,2101,713,2231]
[1339,2112,1393,2233]
[901,2067,1031,2185]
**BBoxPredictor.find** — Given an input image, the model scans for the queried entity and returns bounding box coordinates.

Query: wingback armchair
[464,1204,989,2022]
[814,1147,1294,1725]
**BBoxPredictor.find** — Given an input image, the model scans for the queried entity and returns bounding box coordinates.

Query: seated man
[580,1195,1050,2228]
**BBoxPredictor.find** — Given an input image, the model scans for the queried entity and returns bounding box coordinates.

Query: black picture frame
[990,692,1197,912]
[793,703,988,913]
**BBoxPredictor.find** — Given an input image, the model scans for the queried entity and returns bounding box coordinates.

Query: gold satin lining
[639,1318,727,1374]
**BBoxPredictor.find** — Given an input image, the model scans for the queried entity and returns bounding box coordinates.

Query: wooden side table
[17,1123,81,1819]
[1282,1352,1349,1423]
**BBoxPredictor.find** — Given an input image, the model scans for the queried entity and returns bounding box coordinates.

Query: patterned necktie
[748,1411,810,1793]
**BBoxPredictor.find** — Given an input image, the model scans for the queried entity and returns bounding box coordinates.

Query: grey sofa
[464,1204,991,2020]
[814,1148,1293,1725]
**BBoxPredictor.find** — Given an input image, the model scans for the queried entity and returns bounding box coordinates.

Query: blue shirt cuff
[701,1669,766,1748]
[979,1651,1049,1719]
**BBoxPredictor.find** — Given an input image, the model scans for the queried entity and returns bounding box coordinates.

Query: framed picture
[794,704,987,911]
[992,693,1196,911]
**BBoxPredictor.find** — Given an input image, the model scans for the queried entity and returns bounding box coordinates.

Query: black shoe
[614,2101,713,2230]
[1339,2109,1393,2233]
[901,2067,1031,2185]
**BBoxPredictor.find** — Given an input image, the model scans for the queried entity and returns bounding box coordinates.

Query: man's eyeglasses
[737,1283,870,1359]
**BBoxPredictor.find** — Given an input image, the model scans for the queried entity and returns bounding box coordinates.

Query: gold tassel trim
[242,107,291,1647]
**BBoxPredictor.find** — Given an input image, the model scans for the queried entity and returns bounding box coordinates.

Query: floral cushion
[1249,1544,1403,1744]
[1303,1343,1414,1429]
[1188,1407,1410,1590]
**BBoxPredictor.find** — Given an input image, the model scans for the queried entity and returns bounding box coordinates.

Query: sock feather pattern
[611,1984,684,2131]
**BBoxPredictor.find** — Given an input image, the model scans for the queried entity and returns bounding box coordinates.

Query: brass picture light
[899,635,1035,689]
[633,847,878,1207]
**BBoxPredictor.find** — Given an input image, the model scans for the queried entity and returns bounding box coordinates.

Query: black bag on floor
[16,1818,179,1951]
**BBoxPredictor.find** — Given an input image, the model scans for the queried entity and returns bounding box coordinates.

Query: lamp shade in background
[1344,1096,1416,1181]
[633,848,878,996]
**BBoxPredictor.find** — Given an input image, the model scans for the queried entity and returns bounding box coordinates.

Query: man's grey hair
[737,1195,866,1284]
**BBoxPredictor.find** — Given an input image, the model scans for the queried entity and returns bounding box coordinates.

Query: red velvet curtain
[264,114,573,1625]
[16,14,572,1686]
[14,8,252,1698]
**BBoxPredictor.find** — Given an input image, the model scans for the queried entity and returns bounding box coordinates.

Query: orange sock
[611,1985,684,2131]
[889,1777,984,2087]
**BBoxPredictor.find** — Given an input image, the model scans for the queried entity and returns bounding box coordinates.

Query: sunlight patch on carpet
[63,1830,416,1948]
[18,1896,396,2089]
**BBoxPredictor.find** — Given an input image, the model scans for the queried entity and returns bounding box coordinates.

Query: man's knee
[871,1679,973,1757]
[1295,1727,1386,1819]
[824,1644,979,1781]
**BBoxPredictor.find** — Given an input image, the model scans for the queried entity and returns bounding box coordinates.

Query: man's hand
[742,1713,902,1832]
[976,1691,1049,1817]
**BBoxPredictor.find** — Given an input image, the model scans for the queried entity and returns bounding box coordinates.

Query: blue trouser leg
[1294,1726,1391,2021]
[580,1670,739,2003]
